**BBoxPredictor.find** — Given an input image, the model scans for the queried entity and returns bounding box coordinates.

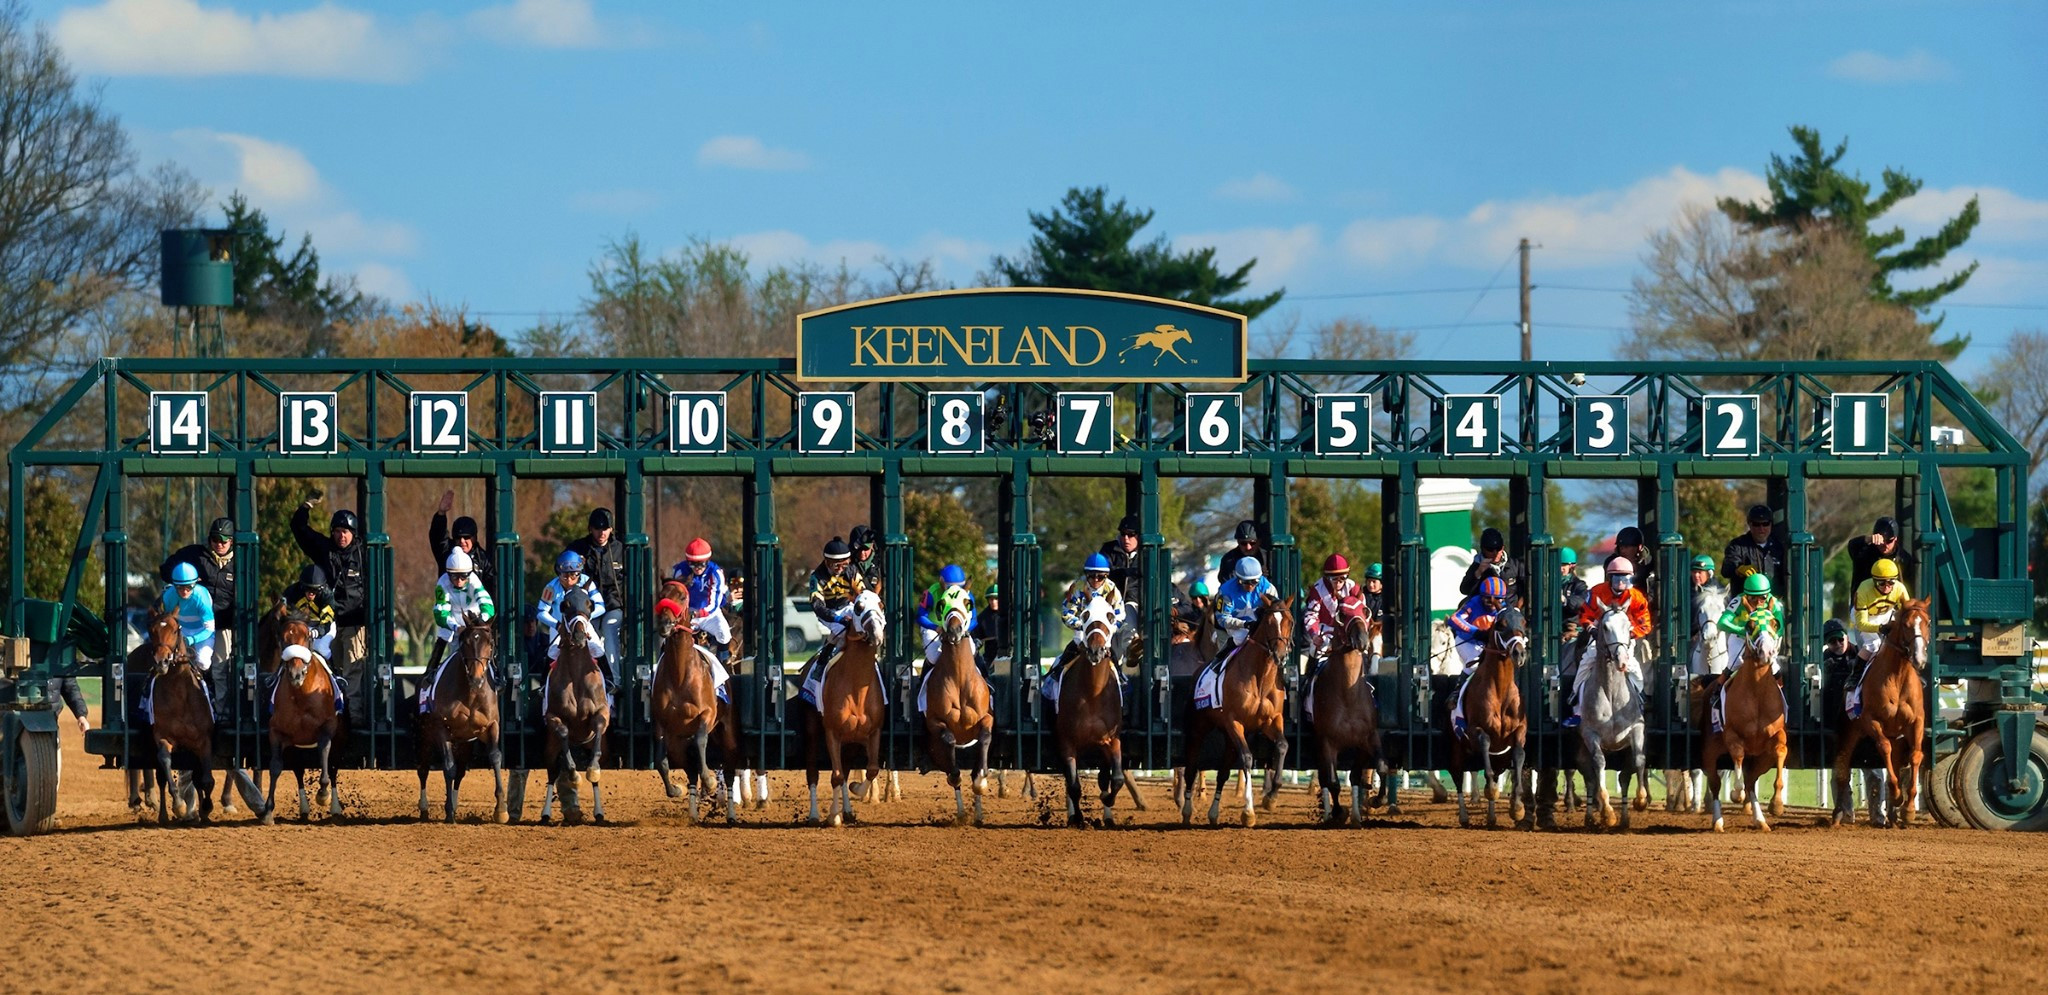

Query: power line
[1290,286,1497,301]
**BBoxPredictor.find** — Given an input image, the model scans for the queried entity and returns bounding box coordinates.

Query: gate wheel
[4,721,61,836]
[1953,724,2048,831]
[1926,749,1966,829]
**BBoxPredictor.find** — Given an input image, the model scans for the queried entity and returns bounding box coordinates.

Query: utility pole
[1518,237,1532,361]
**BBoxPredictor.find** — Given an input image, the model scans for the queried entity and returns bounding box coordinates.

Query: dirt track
[4,734,2045,995]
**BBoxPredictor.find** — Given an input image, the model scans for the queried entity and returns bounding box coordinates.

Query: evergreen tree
[220,192,367,336]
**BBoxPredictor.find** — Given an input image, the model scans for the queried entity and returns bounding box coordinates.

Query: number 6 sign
[1184,392,1243,455]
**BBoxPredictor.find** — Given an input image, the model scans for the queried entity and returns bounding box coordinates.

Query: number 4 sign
[1442,395,1502,456]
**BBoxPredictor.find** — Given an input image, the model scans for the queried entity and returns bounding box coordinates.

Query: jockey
[668,538,732,660]
[805,537,862,677]
[1564,556,1652,727]
[427,548,496,677]
[536,551,607,675]
[161,562,217,675]
[546,588,607,673]
[281,565,336,663]
[1055,553,1125,671]
[1211,556,1279,663]
[1447,575,1510,672]
[1303,554,1365,661]
[1850,558,1910,662]
[1716,572,1785,671]
[917,564,978,666]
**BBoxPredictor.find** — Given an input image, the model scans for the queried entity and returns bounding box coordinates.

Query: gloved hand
[1220,615,1248,631]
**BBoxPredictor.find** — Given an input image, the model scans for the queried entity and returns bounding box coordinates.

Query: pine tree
[991,186,1283,318]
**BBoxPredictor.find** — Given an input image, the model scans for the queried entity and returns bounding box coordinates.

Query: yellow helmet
[1871,559,1900,581]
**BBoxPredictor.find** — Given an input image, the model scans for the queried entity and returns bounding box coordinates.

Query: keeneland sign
[795,288,1249,383]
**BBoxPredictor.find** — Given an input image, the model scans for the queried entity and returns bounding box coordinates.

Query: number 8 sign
[797,392,856,454]
[926,391,984,454]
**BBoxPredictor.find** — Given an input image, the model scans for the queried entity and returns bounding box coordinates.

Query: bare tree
[1981,329,2048,480]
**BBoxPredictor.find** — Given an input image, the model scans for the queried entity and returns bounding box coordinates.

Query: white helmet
[445,549,473,573]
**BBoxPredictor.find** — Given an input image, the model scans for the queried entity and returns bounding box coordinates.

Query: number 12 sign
[410,391,468,454]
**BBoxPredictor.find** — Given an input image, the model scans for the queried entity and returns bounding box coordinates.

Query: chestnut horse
[1309,611,1382,827]
[538,619,610,824]
[1055,596,1146,827]
[1448,610,1528,829]
[656,577,761,808]
[923,587,996,826]
[263,618,342,823]
[144,607,216,824]
[416,614,505,823]
[1704,624,1788,832]
[1180,596,1293,828]
[808,590,888,827]
[1831,598,1930,827]
[651,615,741,823]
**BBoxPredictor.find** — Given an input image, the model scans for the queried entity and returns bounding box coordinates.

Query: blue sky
[30,0,2048,372]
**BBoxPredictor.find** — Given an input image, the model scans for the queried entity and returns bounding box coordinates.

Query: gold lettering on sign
[939,325,971,364]
[911,326,937,366]
[846,320,1143,368]
[1008,326,1046,366]
[851,326,884,367]
[884,326,910,365]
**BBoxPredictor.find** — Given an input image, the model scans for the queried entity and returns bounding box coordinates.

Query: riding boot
[422,639,448,711]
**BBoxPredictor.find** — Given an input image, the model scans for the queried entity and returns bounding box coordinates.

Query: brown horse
[262,618,342,823]
[1704,624,1789,832]
[923,587,996,826]
[808,590,888,827]
[1181,595,1293,827]
[1831,598,1930,827]
[656,577,763,808]
[1446,612,1529,829]
[651,616,742,823]
[537,617,610,824]
[416,614,505,823]
[144,607,215,824]
[1310,612,1383,827]
[1054,595,1147,827]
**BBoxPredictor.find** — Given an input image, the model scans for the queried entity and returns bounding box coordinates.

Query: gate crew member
[422,549,497,711]
[1303,554,1365,665]
[1565,556,1652,728]
[162,562,217,699]
[161,516,237,719]
[537,551,609,685]
[668,538,732,661]
[971,583,1008,663]
[1448,575,1510,672]
[1716,572,1785,673]
[1850,559,1910,664]
[917,564,977,667]
[1460,527,1527,609]
[1360,563,1387,666]
[1613,527,1655,608]
[1720,504,1788,598]
[292,496,368,724]
[848,525,884,593]
[431,489,497,596]
[1216,520,1264,591]
[1558,548,1591,641]
[566,508,626,682]
[1847,516,1917,591]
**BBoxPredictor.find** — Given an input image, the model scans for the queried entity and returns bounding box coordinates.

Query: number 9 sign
[926,391,984,454]
[797,392,856,454]
[1572,395,1629,456]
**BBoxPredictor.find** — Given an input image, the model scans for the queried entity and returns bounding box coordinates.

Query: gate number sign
[539,391,599,454]
[1698,394,1760,457]
[278,392,338,455]
[1573,395,1630,456]
[1830,393,1889,456]
[797,392,856,454]
[926,391,984,455]
[1314,393,1375,456]
[1442,394,1502,456]
[668,391,727,454]
[150,391,208,455]
[409,391,469,454]
[1056,391,1115,455]
[1184,392,1243,455]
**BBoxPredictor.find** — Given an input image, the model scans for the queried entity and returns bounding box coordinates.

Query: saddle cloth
[799,654,887,709]
[1193,652,1234,711]
[1303,660,1370,723]
[1041,663,1126,711]
[142,674,212,727]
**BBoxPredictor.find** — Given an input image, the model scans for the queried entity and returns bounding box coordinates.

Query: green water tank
[159,229,234,308]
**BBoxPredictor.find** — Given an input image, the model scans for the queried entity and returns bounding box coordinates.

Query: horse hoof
[1754,821,1771,833]
[1240,810,1256,828]
[1711,819,1725,833]
[665,783,682,799]
[1386,803,1403,816]
[1768,798,1785,817]
[260,809,276,826]
[495,809,509,825]
[586,768,601,785]
[829,814,843,828]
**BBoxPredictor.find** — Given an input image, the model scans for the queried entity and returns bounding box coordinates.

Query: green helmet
[1190,580,1214,597]
[1692,554,1715,571]
[1742,572,1772,596]
[1559,547,1577,565]
[1364,563,1383,579]
[986,583,999,597]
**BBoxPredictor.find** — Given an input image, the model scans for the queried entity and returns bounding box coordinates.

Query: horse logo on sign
[1117,324,1193,366]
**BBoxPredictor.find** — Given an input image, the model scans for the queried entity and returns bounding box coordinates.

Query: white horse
[1577,605,1649,829]
[1670,586,1731,812]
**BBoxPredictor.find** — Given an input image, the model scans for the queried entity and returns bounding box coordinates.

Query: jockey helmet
[1559,547,1577,565]
[685,537,713,563]
[1118,514,1140,535]
[445,549,473,574]
[452,515,479,540]
[555,550,584,575]
[1692,553,1715,571]
[1605,556,1634,577]
[169,562,200,585]
[940,564,967,586]
[299,565,328,589]
[1322,553,1350,574]
[1823,618,1847,639]
[561,588,593,619]
[1479,527,1504,554]
[330,509,360,533]
[1742,572,1772,596]
[849,524,877,550]
[1234,520,1258,542]
[1871,558,1900,581]
[1084,552,1111,574]
[986,583,999,597]
[1190,580,1213,597]
[588,507,612,531]
[209,517,235,541]
[824,537,851,560]
[1747,504,1773,526]
[1364,563,1383,579]
[1233,557,1263,582]
[1479,575,1508,602]
[1616,526,1644,547]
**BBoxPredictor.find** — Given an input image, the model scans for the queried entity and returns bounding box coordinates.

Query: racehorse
[143,606,215,824]
[1671,587,1733,813]
[415,614,505,824]
[1180,596,1293,827]
[1447,612,1528,829]
[262,617,342,823]
[1309,611,1382,827]
[1705,624,1789,831]
[923,587,996,826]
[650,614,742,823]
[655,577,762,809]
[1577,604,1649,829]
[537,618,610,824]
[1054,596,1146,827]
[1831,598,1930,827]
[808,590,888,827]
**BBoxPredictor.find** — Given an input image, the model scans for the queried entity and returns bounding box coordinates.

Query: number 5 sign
[278,392,338,455]
[797,392,856,454]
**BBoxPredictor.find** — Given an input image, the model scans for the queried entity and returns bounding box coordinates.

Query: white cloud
[54,0,415,82]
[1891,185,2048,245]
[468,0,606,49]
[201,132,323,206]
[1175,225,1319,284]
[697,135,810,171]
[723,230,992,282]
[569,188,663,215]
[1214,172,1297,202]
[1827,49,1952,84]
[350,262,415,302]
[1340,166,1768,271]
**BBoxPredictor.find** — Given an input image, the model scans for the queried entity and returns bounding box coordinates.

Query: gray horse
[1577,604,1649,829]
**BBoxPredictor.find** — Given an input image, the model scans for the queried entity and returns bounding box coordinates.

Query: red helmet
[1322,553,1350,574]
[685,538,712,562]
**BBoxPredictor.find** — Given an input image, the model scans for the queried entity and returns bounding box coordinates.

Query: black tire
[1953,724,2048,831]
[4,722,60,836]
[1926,748,1966,829]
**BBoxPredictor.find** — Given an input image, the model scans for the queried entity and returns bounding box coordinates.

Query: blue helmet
[1234,557,1263,581]
[169,562,200,585]
[939,564,967,586]
[1084,552,1111,573]
[556,550,584,574]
